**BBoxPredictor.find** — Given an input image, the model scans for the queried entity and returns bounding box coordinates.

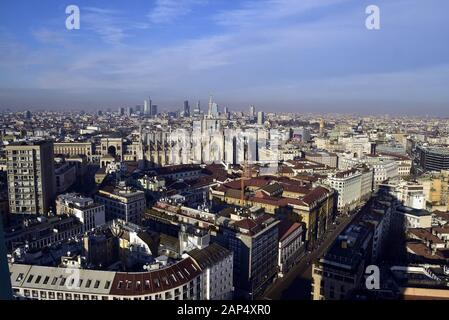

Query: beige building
[418,170,449,212]
[100,137,123,162]
[54,142,93,161]
[6,141,55,215]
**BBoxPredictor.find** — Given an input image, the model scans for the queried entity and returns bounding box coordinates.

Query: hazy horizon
[1,0,449,115]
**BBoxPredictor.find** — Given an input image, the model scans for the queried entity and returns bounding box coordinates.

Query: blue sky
[0,0,449,115]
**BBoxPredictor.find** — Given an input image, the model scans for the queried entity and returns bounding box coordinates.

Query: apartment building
[6,140,55,215]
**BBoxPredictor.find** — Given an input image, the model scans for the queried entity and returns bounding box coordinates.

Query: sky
[0,0,449,115]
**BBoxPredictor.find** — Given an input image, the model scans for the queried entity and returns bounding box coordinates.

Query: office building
[249,105,256,118]
[183,100,190,117]
[417,146,449,172]
[193,101,201,116]
[151,105,158,117]
[214,212,279,299]
[257,111,265,125]
[6,140,56,215]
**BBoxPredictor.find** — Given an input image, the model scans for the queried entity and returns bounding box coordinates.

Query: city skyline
[1,0,449,115]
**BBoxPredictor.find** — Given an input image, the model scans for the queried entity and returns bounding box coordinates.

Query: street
[262,208,362,300]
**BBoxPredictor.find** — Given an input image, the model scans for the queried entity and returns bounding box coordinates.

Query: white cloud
[32,28,67,45]
[82,7,150,45]
[213,0,347,28]
[148,0,207,24]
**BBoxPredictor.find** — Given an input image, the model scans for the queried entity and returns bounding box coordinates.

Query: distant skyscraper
[184,100,190,117]
[144,97,152,116]
[211,103,219,118]
[144,100,148,115]
[208,95,213,118]
[319,119,325,136]
[118,107,125,115]
[6,140,56,215]
[193,100,201,116]
[0,218,12,300]
[257,111,265,125]
[25,110,32,120]
[126,106,133,116]
[249,105,256,117]
[151,105,158,117]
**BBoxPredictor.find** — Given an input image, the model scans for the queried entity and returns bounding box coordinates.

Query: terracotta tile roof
[301,186,331,206]
[408,228,445,244]
[109,257,201,296]
[278,221,302,242]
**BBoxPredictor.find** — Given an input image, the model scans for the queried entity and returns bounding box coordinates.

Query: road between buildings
[262,208,362,300]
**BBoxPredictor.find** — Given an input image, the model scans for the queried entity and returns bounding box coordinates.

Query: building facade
[95,186,146,224]
[6,141,56,215]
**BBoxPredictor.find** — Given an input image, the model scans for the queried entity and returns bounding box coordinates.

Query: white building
[326,167,373,211]
[179,225,210,254]
[395,206,432,230]
[339,154,398,189]
[379,180,425,210]
[339,134,372,157]
[56,193,106,231]
[187,243,234,300]
[9,243,233,300]
[371,159,399,188]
